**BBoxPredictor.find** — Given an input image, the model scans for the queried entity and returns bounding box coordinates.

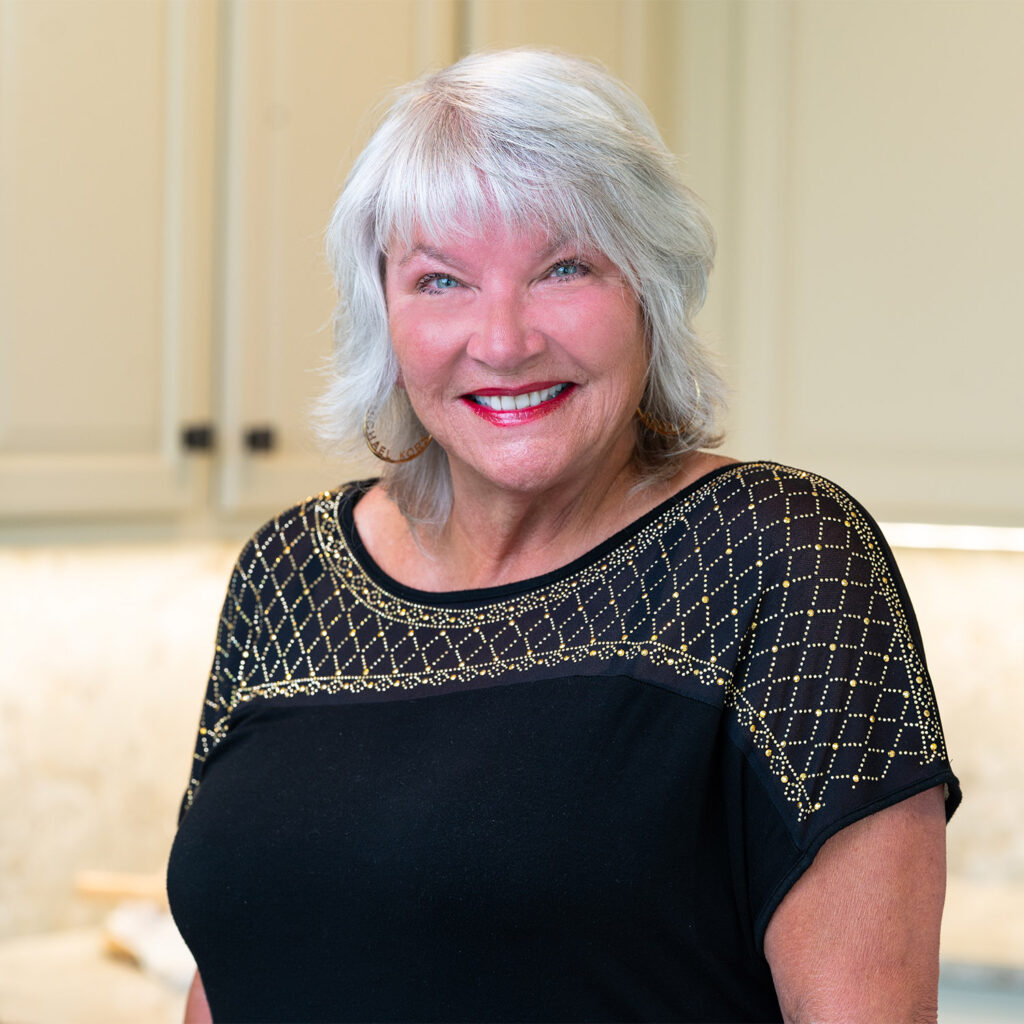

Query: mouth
[461,382,574,426]
[466,383,570,411]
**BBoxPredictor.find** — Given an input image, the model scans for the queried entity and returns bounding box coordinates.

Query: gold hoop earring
[363,408,432,463]
[635,406,688,438]
[636,375,701,438]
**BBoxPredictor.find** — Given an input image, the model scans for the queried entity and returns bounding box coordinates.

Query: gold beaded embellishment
[185,464,948,824]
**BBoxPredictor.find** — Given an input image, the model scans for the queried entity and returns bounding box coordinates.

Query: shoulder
[227,481,369,587]
[692,461,889,573]
[627,461,891,600]
[707,461,875,528]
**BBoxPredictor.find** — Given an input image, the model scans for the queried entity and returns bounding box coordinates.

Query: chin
[460,453,588,499]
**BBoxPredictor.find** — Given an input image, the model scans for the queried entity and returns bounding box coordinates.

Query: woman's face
[384,215,648,502]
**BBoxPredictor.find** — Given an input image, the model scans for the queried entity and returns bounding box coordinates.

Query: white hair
[318,48,725,523]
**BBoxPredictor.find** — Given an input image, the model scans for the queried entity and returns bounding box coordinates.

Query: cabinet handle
[181,424,216,452]
[244,426,276,453]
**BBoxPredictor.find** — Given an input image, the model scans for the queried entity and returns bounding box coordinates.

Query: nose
[465,290,545,370]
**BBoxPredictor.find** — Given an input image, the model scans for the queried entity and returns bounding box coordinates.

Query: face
[384,216,648,502]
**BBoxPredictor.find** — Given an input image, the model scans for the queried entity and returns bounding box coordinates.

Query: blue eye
[418,273,460,293]
[550,260,588,280]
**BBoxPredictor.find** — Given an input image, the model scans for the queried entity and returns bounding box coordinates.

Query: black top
[167,462,960,1023]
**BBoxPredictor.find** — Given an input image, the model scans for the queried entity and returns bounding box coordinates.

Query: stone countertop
[943,877,1024,971]
[0,928,185,1024]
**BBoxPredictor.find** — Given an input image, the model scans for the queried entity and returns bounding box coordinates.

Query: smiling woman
[167,50,959,1024]
[319,48,724,529]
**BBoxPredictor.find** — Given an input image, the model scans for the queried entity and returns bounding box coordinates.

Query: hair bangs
[370,99,632,277]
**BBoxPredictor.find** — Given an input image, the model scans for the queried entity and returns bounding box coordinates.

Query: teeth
[472,383,568,412]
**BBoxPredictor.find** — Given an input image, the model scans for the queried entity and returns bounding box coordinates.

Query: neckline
[335,461,750,608]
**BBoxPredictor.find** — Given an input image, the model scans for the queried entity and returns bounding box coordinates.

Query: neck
[425,459,642,589]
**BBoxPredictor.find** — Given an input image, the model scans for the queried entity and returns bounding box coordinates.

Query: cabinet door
[713,1,1024,526]
[215,0,456,517]
[0,0,218,522]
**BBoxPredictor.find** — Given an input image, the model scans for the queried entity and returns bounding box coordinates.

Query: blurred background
[1,1,1022,1021]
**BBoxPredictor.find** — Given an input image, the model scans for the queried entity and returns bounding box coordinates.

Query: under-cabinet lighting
[880,522,1024,553]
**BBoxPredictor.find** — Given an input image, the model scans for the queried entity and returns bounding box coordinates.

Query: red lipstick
[461,382,574,426]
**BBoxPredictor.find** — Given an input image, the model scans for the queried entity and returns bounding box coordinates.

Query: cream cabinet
[0,0,456,530]
[3,1,1021,533]
[214,0,457,514]
[696,1,1024,527]
[0,0,218,522]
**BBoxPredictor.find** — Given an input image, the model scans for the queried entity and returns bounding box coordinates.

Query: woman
[168,50,959,1023]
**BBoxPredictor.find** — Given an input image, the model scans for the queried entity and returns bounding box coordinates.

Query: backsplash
[0,541,238,939]
[893,545,1024,881]
[1,538,1020,939]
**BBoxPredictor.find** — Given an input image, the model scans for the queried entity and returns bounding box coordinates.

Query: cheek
[586,312,648,381]
[560,289,644,358]
[387,311,426,380]
[388,321,450,401]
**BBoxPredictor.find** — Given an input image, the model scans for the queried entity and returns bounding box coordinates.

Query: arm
[764,785,946,1024]
[184,970,212,1024]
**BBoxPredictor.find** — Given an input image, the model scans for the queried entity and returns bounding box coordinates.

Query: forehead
[388,216,579,266]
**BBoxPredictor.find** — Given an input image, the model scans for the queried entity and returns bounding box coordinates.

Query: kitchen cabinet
[4,1,1021,533]
[214,0,457,514]
[0,0,218,522]
[703,1,1024,526]
[0,0,456,528]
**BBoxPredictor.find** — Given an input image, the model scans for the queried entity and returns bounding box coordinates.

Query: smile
[462,382,574,427]
[468,383,569,411]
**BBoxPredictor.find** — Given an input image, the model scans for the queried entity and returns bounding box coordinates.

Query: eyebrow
[397,245,467,270]
[537,234,574,262]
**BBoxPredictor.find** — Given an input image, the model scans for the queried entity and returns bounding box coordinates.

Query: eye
[416,273,461,294]
[548,259,589,281]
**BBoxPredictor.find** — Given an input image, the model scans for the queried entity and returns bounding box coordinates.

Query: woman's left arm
[764,785,947,1024]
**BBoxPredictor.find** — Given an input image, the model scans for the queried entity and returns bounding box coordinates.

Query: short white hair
[318,48,725,523]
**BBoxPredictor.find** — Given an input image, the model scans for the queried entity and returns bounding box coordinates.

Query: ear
[394,371,406,390]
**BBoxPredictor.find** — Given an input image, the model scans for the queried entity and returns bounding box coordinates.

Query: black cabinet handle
[181,424,216,452]
[244,426,276,453]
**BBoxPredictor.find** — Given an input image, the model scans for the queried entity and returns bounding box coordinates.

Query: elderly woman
[168,50,959,1023]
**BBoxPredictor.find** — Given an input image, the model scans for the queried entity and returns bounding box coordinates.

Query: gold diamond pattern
[185,463,950,824]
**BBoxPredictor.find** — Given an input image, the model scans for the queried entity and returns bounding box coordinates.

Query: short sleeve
[178,537,263,821]
[723,469,960,938]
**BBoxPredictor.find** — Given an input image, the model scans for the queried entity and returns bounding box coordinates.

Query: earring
[363,407,432,463]
[636,374,701,438]
[635,406,688,437]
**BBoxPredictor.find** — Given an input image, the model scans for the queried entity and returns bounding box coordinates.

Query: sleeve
[723,469,961,943]
[178,537,263,822]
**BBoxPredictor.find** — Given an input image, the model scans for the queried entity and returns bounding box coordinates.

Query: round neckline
[335,461,750,607]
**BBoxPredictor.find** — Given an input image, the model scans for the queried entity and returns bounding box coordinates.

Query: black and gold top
[167,462,959,1024]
